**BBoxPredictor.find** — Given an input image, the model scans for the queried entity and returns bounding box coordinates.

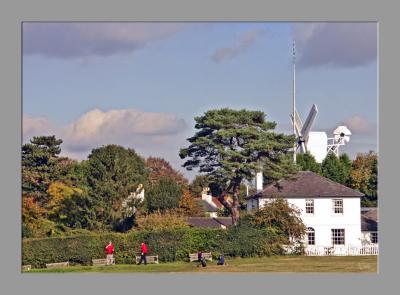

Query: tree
[85,145,148,231]
[46,181,84,222]
[179,108,296,225]
[246,198,306,242]
[178,189,204,216]
[22,135,63,204]
[339,153,352,185]
[145,157,188,187]
[189,175,210,197]
[145,177,183,213]
[295,153,321,174]
[350,151,378,206]
[321,153,351,185]
[55,191,96,229]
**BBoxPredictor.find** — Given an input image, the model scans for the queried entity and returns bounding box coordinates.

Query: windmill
[327,126,352,157]
[289,41,351,163]
[290,103,318,154]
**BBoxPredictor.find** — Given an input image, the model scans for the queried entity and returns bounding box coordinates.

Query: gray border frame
[1,0,396,294]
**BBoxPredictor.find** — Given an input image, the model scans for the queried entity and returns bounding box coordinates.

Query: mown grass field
[24,255,377,273]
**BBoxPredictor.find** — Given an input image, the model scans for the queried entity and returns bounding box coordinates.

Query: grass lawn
[24,255,377,273]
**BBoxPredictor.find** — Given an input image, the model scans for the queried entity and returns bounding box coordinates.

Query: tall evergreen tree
[295,153,322,174]
[22,135,64,204]
[179,108,296,225]
[322,153,344,184]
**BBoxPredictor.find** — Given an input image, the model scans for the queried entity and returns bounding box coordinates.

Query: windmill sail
[301,104,318,141]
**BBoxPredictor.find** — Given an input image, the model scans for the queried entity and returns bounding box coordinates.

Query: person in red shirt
[137,242,148,265]
[105,241,115,265]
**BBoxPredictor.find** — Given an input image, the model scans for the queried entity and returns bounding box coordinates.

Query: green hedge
[22,227,285,267]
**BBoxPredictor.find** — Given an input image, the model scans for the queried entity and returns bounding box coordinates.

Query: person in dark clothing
[138,242,148,265]
[197,251,206,267]
[217,254,225,265]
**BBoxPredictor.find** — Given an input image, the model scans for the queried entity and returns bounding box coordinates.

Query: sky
[22,22,378,180]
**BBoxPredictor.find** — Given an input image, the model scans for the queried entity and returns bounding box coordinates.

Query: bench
[45,261,69,269]
[22,265,31,271]
[135,255,159,264]
[92,258,115,266]
[189,252,212,262]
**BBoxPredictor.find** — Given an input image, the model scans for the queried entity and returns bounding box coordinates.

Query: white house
[245,171,377,255]
[201,187,224,217]
[361,207,378,245]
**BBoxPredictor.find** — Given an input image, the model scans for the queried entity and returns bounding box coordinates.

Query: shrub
[135,210,189,231]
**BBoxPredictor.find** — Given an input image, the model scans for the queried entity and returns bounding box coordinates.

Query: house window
[307,227,315,245]
[332,199,343,214]
[371,232,378,244]
[305,199,314,214]
[331,229,345,245]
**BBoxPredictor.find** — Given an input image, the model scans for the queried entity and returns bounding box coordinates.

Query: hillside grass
[24,255,377,273]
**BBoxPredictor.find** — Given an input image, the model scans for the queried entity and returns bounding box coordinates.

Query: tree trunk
[231,184,240,226]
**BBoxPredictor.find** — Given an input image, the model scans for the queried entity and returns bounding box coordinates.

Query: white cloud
[23,114,54,142]
[211,29,266,63]
[293,23,377,69]
[342,115,376,134]
[62,108,186,152]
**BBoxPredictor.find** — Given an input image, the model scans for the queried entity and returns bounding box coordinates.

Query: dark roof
[212,197,224,208]
[187,217,233,228]
[246,171,364,199]
[361,207,378,231]
[201,200,218,212]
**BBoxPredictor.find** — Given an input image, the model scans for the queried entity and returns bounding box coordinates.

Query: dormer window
[305,199,314,214]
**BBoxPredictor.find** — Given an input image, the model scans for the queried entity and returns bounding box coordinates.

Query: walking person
[105,241,115,265]
[138,242,148,265]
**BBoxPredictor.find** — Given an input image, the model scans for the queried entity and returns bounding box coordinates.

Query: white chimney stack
[256,171,263,192]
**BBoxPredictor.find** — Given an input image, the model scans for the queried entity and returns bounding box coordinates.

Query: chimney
[256,171,263,192]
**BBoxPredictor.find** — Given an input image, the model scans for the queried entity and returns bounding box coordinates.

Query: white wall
[306,131,328,163]
[257,197,361,246]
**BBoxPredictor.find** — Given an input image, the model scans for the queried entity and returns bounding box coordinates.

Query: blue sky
[22,22,377,180]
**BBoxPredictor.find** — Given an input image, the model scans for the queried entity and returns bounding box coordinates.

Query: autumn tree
[350,151,378,206]
[179,108,296,225]
[246,198,306,243]
[178,189,203,216]
[145,157,188,187]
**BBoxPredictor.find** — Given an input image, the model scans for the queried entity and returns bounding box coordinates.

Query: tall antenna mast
[292,40,297,164]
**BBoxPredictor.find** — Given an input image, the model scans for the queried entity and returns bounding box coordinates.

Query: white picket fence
[304,244,379,256]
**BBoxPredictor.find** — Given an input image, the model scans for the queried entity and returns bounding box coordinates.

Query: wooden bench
[45,261,69,269]
[189,252,212,262]
[92,258,115,266]
[22,265,31,271]
[135,255,159,264]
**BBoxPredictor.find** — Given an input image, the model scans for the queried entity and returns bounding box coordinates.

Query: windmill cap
[333,126,351,136]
